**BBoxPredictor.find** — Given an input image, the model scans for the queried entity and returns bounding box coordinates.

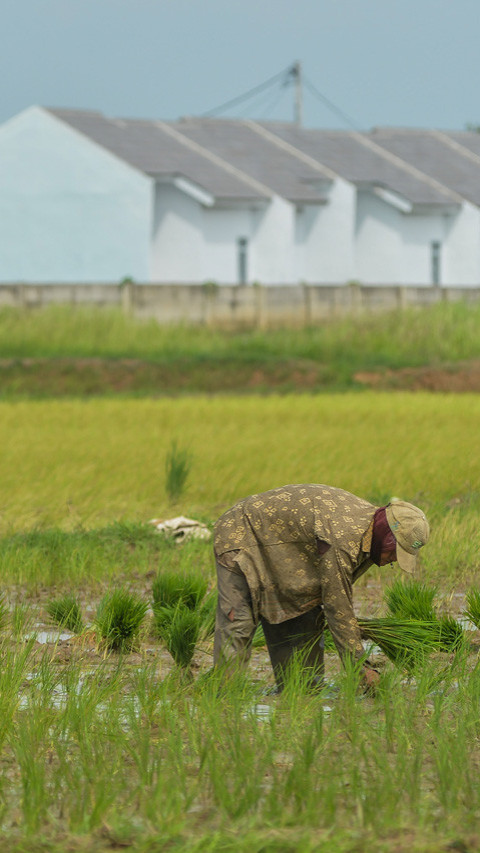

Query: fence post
[302,283,312,327]
[121,279,134,316]
[396,286,407,310]
[254,283,267,329]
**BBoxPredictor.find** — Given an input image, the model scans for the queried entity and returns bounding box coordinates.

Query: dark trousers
[214,559,325,689]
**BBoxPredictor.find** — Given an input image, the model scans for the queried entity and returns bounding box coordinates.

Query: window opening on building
[237,237,248,284]
[431,240,442,286]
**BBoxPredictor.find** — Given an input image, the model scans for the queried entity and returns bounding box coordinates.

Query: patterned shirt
[214,484,377,661]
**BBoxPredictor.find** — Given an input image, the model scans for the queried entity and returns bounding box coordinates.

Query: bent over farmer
[213,484,429,691]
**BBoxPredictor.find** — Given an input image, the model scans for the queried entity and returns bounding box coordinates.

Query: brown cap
[385,500,430,574]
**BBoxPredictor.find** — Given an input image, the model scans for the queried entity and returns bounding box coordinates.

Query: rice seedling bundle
[384,578,437,621]
[384,578,465,653]
[152,569,208,611]
[154,602,202,669]
[358,617,454,671]
[464,588,480,629]
[95,589,148,652]
[46,594,83,633]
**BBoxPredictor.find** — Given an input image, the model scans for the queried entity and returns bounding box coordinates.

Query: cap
[385,500,430,574]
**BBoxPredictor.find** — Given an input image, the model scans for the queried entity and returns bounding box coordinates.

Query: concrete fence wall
[1,282,480,328]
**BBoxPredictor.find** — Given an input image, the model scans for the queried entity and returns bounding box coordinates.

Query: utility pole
[291,61,303,126]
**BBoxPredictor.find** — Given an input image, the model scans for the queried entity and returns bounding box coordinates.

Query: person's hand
[362,666,381,694]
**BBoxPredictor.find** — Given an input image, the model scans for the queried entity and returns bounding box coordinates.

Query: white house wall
[151,184,206,281]
[354,191,462,285]
[296,179,356,283]
[0,107,152,283]
[249,196,295,284]
[151,186,296,285]
[441,202,480,285]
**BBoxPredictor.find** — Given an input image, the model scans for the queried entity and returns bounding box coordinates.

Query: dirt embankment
[1,357,480,395]
[354,360,480,392]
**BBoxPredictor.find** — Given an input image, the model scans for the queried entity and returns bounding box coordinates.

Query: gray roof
[47,108,270,202]
[173,117,332,204]
[256,122,459,207]
[368,128,480,206]
[43,108,480,211]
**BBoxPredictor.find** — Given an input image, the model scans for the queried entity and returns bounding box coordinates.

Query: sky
[2,0,480,131]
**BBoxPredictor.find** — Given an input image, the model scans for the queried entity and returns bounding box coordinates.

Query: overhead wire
[200,66,291,118]
[200,63,362,129]
[302,75,361,130]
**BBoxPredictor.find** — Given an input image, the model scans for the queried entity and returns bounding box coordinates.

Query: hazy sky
[3,0,480,131]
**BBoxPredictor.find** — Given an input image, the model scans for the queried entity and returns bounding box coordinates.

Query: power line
[200,63,362,130]
[302,75,361,130]
[200,66,291,118]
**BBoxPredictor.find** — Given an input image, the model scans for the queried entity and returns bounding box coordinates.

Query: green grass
[0,301,479,397]
[0,301,479,365]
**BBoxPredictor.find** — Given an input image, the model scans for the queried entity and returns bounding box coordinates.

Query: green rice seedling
[197,589,217,639]
[323,628,337,651]
[464,587,480,629]
[253,623,266,647]
[11,602,34,637]
[152,568,208,611]
[46,594,83,633]
[0,595,8,633]
[165,440,192,502]
[95,589,148,652]
[154,602,202,669]
[385,578,437,621]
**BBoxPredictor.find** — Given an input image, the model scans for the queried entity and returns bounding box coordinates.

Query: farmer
[213,484,429,691]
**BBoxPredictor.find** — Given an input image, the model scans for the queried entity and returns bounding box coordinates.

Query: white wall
[151,184,207,281]
[442,202,480,285]
[296,179,356,283]
[0,107,152,283]
[355,191,453,285]
[151,185,297,285]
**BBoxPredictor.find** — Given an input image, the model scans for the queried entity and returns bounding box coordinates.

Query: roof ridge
[430,129,480,167]
[353,131,463,203]
[246,120,338,181]
[157,120,273,198]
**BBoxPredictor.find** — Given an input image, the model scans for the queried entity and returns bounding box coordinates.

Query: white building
[1,106,480,286]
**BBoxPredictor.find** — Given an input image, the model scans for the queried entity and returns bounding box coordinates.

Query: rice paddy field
[1,303,480,852]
